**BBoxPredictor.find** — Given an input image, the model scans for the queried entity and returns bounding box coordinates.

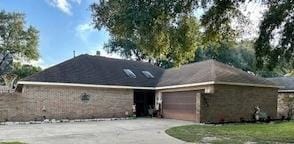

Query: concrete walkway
[0,118,193,144]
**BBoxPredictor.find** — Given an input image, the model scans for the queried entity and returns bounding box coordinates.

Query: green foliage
[194,41,255,72]
[255,0,294,70]
[193,40,292,77]
[201,0,244,43]
[0,10,39,75]
[91,0,201,66]
[256,58,294,77]
[196,0,294,70]
[91,0,293,71]
[11,62,41,80]
[0,142,26,144]
[166,121,294,143]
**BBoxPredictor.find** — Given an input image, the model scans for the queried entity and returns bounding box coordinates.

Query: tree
[0,62,41,88]
[192,40,293,77]
[0,11,39,75]
[91,0,202,66]
[0,52,13,76]
[11,62,41,80]
[197,0,293,70]
[255,0,293,70]
[193,40,256,72]
[91,0,293,70]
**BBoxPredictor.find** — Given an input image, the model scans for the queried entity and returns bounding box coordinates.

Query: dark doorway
[134,90,155,117]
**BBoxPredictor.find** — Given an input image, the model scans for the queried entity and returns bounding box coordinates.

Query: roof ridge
[21,54,165,87]
[165,59,215,71]
[22,55,276,88]
[213,60,254,76]
[210,60,217,81]
[212,60,275,84]
[21,55,81,81]
[87,55,165,70]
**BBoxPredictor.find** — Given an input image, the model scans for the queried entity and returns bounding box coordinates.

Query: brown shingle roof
[22,56,276,88]
[267,77,294,90]
[157,60,275,87]
[22,54,164,87]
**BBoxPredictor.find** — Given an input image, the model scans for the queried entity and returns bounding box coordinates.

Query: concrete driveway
[0,118,193,144]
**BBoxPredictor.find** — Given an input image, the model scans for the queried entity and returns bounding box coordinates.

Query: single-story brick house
[267,77,294,119]
[0,54,279,123]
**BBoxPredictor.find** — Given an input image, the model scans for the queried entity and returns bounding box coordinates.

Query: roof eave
[214,81,282,89]
[17,81,156,90]
[18,80,281,90]
[278,90,294,93]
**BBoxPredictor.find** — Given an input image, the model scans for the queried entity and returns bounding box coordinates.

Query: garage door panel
[163,111,196,121]
[163,104,196,111]
[163,93,195,102]
[162,91,197,121]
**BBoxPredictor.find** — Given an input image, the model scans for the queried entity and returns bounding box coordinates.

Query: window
[142,71,154,78]
[123,69,136,78]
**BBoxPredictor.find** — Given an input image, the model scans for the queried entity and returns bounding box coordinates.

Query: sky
[0,0,266,69]
[0,0,119,68]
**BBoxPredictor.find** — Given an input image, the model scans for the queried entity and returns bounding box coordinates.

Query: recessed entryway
[134,90,155,117]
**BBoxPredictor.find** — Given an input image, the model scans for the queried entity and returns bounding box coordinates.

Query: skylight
[123,69,136,78]
[142,71,154,78]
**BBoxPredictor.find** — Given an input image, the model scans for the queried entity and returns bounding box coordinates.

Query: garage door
[162,91,197,121]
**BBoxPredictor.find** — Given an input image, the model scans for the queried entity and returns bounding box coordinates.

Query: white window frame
[142,71,154,78]
[123,69,136,78]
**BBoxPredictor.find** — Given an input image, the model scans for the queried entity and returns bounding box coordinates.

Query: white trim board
[18,81,281,90]
[214,82,283,89]
[17,81,155,90]
[156,81,281,89]
[278,90,294,93]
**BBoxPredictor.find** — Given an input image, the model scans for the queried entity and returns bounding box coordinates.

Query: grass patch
[0,142,26,144]
[166,121,294,144]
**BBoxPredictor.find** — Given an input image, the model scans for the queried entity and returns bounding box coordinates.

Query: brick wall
[0,84,279,122]
[0,92,20,121]
[277,93,294,119]
[0,85,133,121]
[200,85,278,123]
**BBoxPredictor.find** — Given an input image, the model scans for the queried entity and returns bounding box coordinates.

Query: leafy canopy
[91,0,293,70]
[255,0,294,69]
[194,40,255,72]
[0,11,39,59]
[0,10,39,75]
[193,40,293,77]
[12,62,41,80]
[196,0,293,70]
[91,0,201,66]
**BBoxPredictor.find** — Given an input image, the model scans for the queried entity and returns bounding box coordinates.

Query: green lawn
[166,121,294,144]
[0,142,26,144]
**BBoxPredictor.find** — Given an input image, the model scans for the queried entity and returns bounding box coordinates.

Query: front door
[134,90,155,117]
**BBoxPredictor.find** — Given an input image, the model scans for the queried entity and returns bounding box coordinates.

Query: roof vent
[96,51,100,56]
[142,71,154,78]
[123,69,136,78]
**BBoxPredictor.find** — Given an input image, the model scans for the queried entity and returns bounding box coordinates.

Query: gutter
[17,81,156,90]
[17,80,282,90]
[278,90,294,93]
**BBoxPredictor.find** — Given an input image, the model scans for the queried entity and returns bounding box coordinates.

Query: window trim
[142,71,154,78]
[123,69,136,78]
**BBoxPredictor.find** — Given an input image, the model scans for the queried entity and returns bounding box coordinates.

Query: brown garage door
[162,91,197,121]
